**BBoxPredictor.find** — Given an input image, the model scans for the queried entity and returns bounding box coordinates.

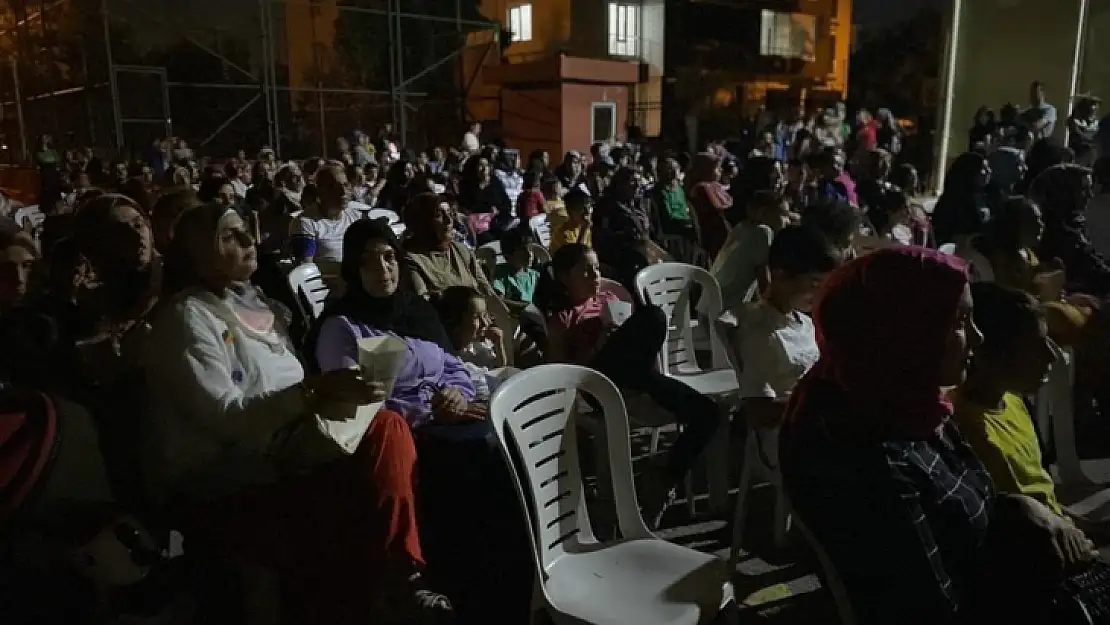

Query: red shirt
[517,190,546,220]
[552,291,618,364]
[857,120,879,151]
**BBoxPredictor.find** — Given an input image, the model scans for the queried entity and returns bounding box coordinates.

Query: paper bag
[290,336,408,465]
[601,299,633,329]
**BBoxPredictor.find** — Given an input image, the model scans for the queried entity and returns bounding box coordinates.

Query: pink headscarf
[788,246,970,439]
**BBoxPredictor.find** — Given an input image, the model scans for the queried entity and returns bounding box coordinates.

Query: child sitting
[492,228,540,307]
[724,225,840,466]
[434,285,510,401]
[542,174,565,216]
[549,187,592,253]
[949,283,1064,516]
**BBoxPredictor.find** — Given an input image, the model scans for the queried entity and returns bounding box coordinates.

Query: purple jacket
[314,315,476,428]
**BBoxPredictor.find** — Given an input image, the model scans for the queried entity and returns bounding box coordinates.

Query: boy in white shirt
[722,225,840,467]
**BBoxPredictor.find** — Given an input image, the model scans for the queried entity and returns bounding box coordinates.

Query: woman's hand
[1008,495,1098,574]
[306,368,388,407]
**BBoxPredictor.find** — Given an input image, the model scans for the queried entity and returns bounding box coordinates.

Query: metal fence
[0,0,498,163]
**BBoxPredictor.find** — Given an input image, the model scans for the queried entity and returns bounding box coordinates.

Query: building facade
[662,0,852,147]
[464,0,665,159]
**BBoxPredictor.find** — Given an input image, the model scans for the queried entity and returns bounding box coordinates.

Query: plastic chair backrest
[530,243,552,265]
[635,262,727,373]
[529,214,552,248]
[287,262,329,320]
[938,242,957,256]
[367,208,400,224]
[476,241,503,279]
[1038,340,1085,484]
[599,278,632,303]
[795,516,857,625]
[488,364,651,575]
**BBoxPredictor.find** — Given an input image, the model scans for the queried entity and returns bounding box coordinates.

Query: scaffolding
[0,0,500,162]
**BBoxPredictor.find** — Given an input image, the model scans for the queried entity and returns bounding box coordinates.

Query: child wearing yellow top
[951,283,1061,514]
[549,186,592,253]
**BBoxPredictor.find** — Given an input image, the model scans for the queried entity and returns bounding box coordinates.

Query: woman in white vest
[143,202,452,625]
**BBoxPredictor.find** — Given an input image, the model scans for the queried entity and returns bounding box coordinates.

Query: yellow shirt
[549,208,591,253]
[950,390,1062,514]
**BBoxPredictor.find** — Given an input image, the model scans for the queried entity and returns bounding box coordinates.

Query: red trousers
[179,409,423,624]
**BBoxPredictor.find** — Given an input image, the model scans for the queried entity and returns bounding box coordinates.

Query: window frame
[590,102,618,145]
[607,1,640,57]
[759,9,817,62]
[508,3,533,43]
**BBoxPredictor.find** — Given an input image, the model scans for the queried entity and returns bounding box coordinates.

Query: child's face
[456,296,488,347]
[567,199,591,223]
[507,245,534,270]
[772,270,829,313]
[982,318,1056,394]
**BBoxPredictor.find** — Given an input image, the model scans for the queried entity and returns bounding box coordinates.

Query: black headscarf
[313,218,453,355]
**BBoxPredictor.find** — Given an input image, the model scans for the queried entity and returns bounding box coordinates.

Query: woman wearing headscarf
[930,152,992,246]
[985,146,1027,208]
[969,106,997,151]
[781,247,1101,625]
[685,152,733,258]
[311,217,533,624]
[1029,163,1110,296]
[144,203,450,624]
[555,150,585,191]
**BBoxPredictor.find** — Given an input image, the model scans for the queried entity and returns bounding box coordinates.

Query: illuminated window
[591,102,617,144]
[759,10,816,61]
[508,4,533,42]
[608,2,640,57]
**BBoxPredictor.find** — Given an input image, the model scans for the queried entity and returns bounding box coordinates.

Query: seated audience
[492,228,539,307]
[0,229,39,313]
[712,191,792,310]
[295,164,361,274]
[1029,163,1110,297]
[545,243,720,525]
[145,204,450,624]
[403,192,496,299]
[950,283,1061,514]
[311,217,531,624]
[685,152,732,258]
[727,226,838,465]
[549,186,592,253]
[434,285,510,401]
[651,157,694,238]
[593,167,663,288]
[781,246,1100,625]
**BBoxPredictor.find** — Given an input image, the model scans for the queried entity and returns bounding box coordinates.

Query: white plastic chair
[713,312,791,571]
[488,364,736,625]
[795,516,856,625]
[366,208,400,224]
[634,263,738,398]
[529,214,552,248]
[287,262,329,321]
[635,264,737,515]
[477,241,504,279]
[937,242,957,255]
[530,242,552,265]
[1037,340,1110,486]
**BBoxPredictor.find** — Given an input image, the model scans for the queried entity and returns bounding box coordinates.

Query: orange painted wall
[561,83,629,154]
[501,86,564,159]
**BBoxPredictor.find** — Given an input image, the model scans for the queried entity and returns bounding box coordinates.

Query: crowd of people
[0,80,1109,624]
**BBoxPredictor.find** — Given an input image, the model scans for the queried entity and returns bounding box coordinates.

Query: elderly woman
[144,203,450,624]
[312,217,532,624]
[781,246,1103,625]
